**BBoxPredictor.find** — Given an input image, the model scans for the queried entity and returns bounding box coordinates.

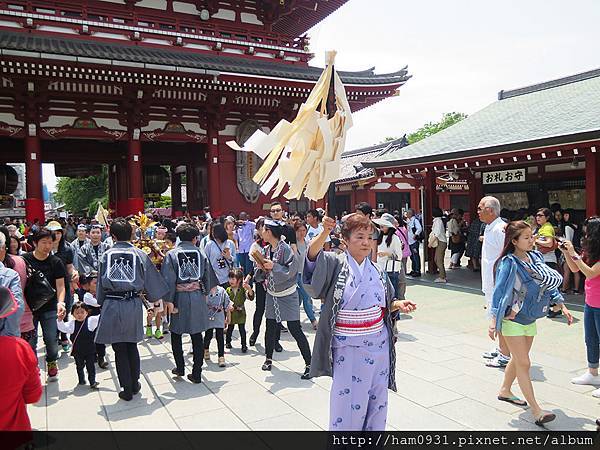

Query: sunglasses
[270,209,282,213]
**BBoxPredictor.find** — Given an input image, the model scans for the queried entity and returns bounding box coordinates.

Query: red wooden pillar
[115,162,128,217]
[424,169,438,274]
[186,163,200,215]
[468,173,483,216]
[170,165,183,217]
[108,164,117,214]
[127,135,144,215]
[206,119,221,215]
[586,150,600,217]
[24,131,45,224]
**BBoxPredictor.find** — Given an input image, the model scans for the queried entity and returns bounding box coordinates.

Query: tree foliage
[407,112,467,144]
[55,167,108,216]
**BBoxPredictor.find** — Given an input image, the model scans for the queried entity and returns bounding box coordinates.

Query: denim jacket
[490,251,563,332]
[0,261,24,337]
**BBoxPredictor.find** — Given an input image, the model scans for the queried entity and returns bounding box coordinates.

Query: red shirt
[0,336,42,431]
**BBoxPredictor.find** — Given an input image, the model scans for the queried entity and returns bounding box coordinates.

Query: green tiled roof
[364,68,600,168]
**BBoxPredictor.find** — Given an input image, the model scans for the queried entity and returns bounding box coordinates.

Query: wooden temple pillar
[108,164,117,214]
[24,127,45,224]
[206,116,221,215]
[186,163,201,215]
[126,133,144,215]
[467,171,483,217]
[586,149,600,217]
[423,169,439,274]
[115,162,129,218]
[170,165,183,217]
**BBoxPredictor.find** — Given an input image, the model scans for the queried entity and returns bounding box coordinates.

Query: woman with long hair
[0,226,34,348]
[490,221,573,426]
[374,213,405,300]
[255,219,311,378]
[204,223,236,288]
[294,220,318,330]
[561,216,600,396]
[560,211,581,294]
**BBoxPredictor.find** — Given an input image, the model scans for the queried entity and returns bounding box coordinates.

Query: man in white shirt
[306,209,331,250]
[479,196,510,368]
[406,209,423,277]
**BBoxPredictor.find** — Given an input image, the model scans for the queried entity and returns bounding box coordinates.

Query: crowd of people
[0,196,598,432]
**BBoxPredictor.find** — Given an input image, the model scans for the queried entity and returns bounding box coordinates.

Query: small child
[146,300,165,339]
[80,273,108,369]
[56,301,100,389]
[203,285,232,367]
[225,268,254,353]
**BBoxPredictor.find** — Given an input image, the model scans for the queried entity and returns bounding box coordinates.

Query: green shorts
[501,319,537,337]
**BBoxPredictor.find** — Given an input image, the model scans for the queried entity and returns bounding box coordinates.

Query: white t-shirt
[481,217,506,295]
[307,223,330,243]
[376,234,403,273]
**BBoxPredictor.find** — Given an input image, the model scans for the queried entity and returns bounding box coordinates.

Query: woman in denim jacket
[489,221,573,426]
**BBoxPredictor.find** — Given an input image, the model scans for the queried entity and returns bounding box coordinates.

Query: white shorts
[153,299,164,313]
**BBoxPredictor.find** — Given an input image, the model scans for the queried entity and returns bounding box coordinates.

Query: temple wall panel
[94,118,128,131]
[240,13,263,25]
[173,2,199,15]
[212,9,237,21]
[40,116,77,127]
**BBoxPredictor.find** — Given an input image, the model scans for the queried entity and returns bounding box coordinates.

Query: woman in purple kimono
[303,213,416,431]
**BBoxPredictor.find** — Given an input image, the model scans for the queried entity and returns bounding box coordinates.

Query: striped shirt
[520,255,562,291]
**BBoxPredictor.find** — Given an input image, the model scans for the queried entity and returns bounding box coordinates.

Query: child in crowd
[146,299,165,339]
[203,285,231,367]
[225,268,254,353]
[79,273,108,369]
[56,301,100,389]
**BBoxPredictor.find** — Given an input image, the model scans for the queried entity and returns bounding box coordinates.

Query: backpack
[510,252,554,321]
[22,254,56,312]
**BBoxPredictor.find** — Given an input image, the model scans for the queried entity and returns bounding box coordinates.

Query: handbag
[385,254,401,273]
[427,233,439,249]
[23,255,57,312]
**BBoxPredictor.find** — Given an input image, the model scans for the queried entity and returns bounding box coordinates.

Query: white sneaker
[571,372,600,386]
[592,387,600,398]
[434,278,447,283]
[482,347,499,359]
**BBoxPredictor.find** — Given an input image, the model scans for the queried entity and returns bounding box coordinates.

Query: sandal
[498,396,527,407]
[534,412,556,426]
[261,359,273,371]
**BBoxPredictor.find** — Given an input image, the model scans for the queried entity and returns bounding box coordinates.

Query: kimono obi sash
[267,284,297,298]
[333,305,385,336]
[176,281,201,292]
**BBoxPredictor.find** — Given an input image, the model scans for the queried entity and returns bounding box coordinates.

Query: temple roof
[0,30,409,86]
[270,0,350,36]
[364,67,600,169]
[338,136,408,183]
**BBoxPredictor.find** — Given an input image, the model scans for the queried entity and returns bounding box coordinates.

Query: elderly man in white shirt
[478,196,510,368]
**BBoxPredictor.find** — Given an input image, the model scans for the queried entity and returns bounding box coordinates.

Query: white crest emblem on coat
[107,250,137,283]
[177,250,200,281]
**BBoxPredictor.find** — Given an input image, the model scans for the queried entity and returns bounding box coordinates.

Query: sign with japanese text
[482,169,526,185]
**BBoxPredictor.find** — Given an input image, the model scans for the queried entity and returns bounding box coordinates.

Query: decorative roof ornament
[227,51,353,201]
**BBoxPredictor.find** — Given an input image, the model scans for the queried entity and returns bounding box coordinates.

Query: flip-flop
[498,396,528,407]
[534,412,556,426]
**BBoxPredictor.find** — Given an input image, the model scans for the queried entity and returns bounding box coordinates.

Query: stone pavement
[29,283,598,431]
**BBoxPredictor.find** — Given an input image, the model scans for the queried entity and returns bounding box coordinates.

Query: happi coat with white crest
[160,241,219,335]
[303,250,398,431]
[95,242,169,344]
[255,239,300,322]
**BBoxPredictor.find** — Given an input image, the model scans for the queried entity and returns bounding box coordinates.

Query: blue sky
[43,0,600,191]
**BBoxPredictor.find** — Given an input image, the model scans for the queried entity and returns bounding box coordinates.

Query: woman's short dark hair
[33,227,53,243]
[212,223,228,243]
[265,223,284,240]
[432,207,443,218]
[176,223,200,242]
[110,219,132,241]
[341,213,374,240]
[537,207,551,218]
[294,220,308,232]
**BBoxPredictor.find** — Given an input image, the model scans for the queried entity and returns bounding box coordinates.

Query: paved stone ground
[29,282,598,431]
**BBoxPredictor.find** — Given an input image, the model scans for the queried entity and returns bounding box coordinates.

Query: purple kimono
[304,251,396,431]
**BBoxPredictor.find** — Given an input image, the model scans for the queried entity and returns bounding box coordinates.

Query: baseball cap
[46,221,63,231]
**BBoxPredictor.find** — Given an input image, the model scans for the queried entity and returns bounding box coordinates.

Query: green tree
[55,167,108,216]
[407,112,467,144]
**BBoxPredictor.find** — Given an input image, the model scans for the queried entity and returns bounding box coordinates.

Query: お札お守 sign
[483,169,526,185]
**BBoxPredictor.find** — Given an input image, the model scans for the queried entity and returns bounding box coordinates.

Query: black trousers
[252,282,266,336]
[265,319,311,365]
[112,342,140,393]
[251,283,280,344]
[74,352,96,384]
[171,331,203,378]
[203,328,225,357]
[226,323,247,347]
[96,343,106,359]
